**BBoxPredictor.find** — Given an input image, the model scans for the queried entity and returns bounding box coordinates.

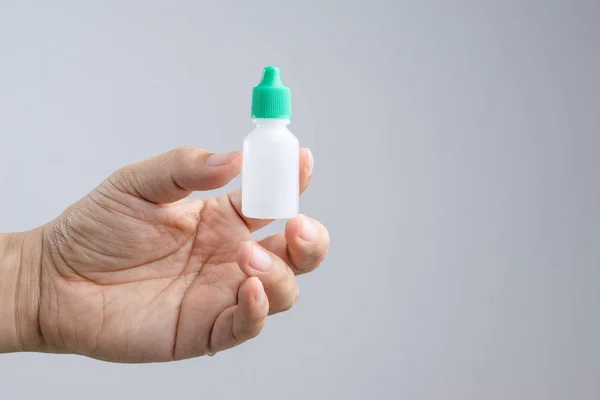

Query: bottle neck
[253,118,290,127]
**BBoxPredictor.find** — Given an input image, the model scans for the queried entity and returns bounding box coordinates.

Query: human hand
[23,147,328,362]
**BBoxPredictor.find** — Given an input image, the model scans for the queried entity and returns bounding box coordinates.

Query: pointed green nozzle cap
[251,66,292,119]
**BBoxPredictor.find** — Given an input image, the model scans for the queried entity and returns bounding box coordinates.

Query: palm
[38,147,327,363]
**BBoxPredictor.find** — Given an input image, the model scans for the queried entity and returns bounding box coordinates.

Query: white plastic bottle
[242,66,299,219]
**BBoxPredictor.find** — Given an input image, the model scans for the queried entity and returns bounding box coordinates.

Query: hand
[35,147,329,362]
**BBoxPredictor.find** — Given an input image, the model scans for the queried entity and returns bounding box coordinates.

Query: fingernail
[307,149,314,175]
[249,245,272,272]
[206,152,238,166]
[299,215,318,242]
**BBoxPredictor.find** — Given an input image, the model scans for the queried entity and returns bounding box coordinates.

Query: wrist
[0,227,45,353]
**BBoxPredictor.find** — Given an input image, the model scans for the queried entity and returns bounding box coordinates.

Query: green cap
[251,66,292,119]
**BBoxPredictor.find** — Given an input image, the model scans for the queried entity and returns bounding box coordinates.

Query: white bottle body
[242,119,299,219]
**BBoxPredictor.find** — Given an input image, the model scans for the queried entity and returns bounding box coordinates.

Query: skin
[0,146,329,363]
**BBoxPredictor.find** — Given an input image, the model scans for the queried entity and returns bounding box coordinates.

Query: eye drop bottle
[242,66,299,219]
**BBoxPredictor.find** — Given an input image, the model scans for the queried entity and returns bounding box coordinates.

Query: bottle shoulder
[244,125,298,144]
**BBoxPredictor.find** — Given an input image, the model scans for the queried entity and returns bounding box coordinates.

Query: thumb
[108,146,241,203]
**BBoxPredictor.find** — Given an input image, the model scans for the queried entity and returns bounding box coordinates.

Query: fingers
[259,215,330,275]
[206,215,329,355]
[237,241,300,315]
[109,146,242,203]
[209,277,269,354]
[227,147,313,232]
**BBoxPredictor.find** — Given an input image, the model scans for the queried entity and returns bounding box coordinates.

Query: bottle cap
[251,66,292,119]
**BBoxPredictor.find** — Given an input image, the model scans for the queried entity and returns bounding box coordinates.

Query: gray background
[1,0,599,399]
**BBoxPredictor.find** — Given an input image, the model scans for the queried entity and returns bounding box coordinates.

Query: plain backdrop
[1,1,599,399]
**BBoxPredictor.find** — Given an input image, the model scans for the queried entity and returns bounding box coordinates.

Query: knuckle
[173,146,206,165]
[174,145,205,156]
[278,287,300,312]
[107,165,142,197]
[296,243,328,273]
[107,167,129,189]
